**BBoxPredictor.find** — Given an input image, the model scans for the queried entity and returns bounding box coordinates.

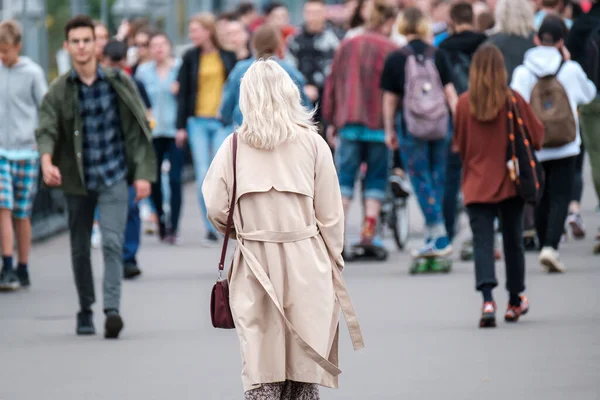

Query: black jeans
[467,197,525,294]
[571,142,585,203]
[536,156,577,250]
[152,137,184,234]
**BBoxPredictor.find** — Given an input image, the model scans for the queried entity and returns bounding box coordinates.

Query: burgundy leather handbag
[210,133,237,329]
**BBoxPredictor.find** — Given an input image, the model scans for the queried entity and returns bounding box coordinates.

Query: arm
[218,67,240,126]
[175,54,189,131]
[510,66,533,102]
[572,63,597,105]
[202,136,232,234]
[32,66,48,108]
[314,137,345,271]
[444,83,458,116]
[382,91,399,150]
[36,89,62,186]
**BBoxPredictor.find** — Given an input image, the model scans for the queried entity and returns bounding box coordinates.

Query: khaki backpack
[529,61,576,148]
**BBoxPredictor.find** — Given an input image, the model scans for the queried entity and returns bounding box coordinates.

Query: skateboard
[409,253,452,274]
[344,242,389,262]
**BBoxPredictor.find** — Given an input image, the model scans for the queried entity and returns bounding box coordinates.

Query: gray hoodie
[0,56,48,153]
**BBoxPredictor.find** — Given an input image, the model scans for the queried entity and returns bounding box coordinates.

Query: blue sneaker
[412,236,452,258]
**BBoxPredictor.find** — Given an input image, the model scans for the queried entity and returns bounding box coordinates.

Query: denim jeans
[397,113,448,228]
[335,137,389,202]
[187,117,229,234]
[152,137,184,234]
[123,186,140,265]
[66,180,128,312]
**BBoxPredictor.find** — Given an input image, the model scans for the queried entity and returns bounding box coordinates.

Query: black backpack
[583,24,600,89]
[452,52,472,95]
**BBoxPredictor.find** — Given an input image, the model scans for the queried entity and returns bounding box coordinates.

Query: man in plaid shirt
[36,15,156,339]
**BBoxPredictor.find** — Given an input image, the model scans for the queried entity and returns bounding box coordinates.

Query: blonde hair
[189,12,221,49]
[238,59,317,150]
[397,7,432,38]
[367,1,398,30]
[494,0,534,38]
[0,20,22,46]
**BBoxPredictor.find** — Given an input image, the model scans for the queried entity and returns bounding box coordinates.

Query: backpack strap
[527,58,565,79]
[423,45,436,59]
[552,58,566,77]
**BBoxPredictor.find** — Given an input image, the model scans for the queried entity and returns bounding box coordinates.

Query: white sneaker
[539,246,565,273]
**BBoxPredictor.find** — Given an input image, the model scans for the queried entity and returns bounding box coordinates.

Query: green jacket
[36,67,156,196]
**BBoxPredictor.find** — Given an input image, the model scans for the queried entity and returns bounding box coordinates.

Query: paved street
[1,164,599,400]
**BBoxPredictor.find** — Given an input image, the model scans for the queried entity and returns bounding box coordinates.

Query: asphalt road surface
[1,164,599,400]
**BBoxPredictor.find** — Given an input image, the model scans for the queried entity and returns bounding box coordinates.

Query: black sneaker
[0,268,21,291]
[76,310,96,335]
[104,310,124,339]
[123,262,142,280]
[206,231,219,242]
[16,268,30,288]
[158,221,167,241]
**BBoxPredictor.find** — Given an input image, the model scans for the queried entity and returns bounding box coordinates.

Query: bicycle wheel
[392,200,409,250]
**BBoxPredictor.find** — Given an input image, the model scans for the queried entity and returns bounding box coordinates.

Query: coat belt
[237,225,319,243]
[235,224,364,377]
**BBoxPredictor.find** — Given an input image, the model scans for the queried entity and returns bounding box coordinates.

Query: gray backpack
[402,46,449,141]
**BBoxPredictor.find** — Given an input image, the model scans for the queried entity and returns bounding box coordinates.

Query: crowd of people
[0,0,599,397]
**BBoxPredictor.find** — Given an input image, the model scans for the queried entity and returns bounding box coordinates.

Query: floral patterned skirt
[244,380,319,400]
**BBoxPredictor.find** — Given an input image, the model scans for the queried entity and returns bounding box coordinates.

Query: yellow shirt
[195,52,225,117]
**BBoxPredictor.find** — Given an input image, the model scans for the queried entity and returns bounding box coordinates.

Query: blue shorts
[335,137,389,202]
[0,156,40,219]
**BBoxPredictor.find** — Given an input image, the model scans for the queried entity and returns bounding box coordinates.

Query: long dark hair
[350,0,369,29]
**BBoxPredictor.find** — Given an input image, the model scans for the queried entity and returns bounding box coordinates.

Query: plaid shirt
[73,68,127,190]
[322,32,398,131]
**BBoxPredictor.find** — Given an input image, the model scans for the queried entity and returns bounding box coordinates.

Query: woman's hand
[176,129,187,148]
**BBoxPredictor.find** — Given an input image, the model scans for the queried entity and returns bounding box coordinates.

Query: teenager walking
[323,1,399,254]
[439,2,487,242]
[176,13,236,243]
[36,15,156,338]
[136,32,183,245]
[381,7,458,257]
[454,44,544,327]
[511,15,597,272]
[0,20,48,290]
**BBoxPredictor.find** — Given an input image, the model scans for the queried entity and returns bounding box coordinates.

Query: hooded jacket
[439,30,488,59]
[0,56,47,156]
[511,46,597,162]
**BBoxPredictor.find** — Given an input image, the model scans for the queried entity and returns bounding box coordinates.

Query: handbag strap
[218,133,238,276]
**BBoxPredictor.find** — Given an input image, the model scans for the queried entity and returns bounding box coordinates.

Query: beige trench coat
[202,131,364,392]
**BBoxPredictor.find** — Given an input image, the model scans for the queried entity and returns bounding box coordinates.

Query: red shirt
[322,32,398,130]
[453,91,545,205]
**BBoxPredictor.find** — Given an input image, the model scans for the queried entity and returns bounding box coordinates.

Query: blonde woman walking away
[202,60,364,399]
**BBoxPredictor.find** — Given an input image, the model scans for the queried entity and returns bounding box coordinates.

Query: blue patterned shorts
[0,157,40,219]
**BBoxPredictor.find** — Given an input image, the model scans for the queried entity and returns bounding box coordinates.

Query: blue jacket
[218,57,312,127]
